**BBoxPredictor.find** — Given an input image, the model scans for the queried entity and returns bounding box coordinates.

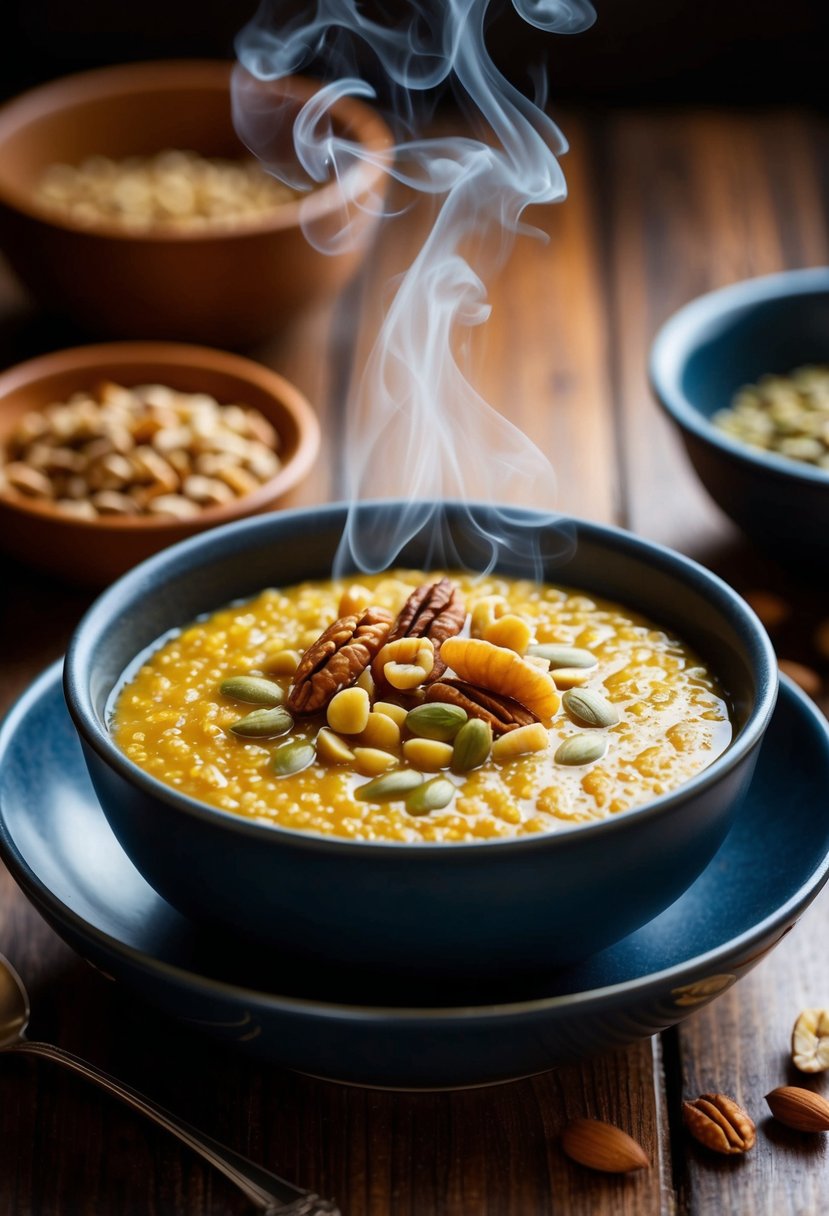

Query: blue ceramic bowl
[64,502,777,981]
[650,267,829,566]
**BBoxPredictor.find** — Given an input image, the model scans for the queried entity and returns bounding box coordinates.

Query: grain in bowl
[112,570,732,843]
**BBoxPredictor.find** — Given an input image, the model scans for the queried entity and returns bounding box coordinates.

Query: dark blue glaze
[62,504,777,977]
[1,665,827,1089]
[650,266,829,566]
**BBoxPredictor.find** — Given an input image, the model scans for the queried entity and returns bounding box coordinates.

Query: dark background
[4,0,829,106]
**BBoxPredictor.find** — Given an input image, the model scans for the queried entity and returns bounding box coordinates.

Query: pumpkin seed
[555,733,607,766]
[451,718,493,773]
[405,777,456,816]
[406,703,468,741]
[273,740,316,776]
[527,644,598,670]
[220,674,284,705]
[355,769,423,803]
[230,705,294,738]
[562,687,619,728]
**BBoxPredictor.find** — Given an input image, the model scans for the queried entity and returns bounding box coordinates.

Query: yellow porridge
[112,571,732,843]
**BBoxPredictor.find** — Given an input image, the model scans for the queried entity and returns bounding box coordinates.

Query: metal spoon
[0,953,338,1216]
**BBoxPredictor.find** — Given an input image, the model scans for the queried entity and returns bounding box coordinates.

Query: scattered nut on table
[765,1086,829,1133]
[560,1117,650,1174]
[682,1093,756,1155]
[792,1008,829,1073]
[0,382,281,520]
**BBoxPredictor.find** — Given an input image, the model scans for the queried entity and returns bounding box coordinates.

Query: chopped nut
[316,728,356,765]
[373,636,435,690]
[483,613,532,655]
[491,722,549,760]
[792,1009,829,1073]
[358,710,401,752]
[402,737,454,772]
[327,687,371,735]
[353,746,397,776]
[469,595,507,638]
[682,1094,756,1155]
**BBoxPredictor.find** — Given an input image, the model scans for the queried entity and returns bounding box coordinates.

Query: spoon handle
[10,1040,339,1215]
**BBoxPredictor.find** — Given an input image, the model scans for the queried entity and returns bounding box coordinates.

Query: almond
[560,1118,649,1174]
[765,1086,829,1133]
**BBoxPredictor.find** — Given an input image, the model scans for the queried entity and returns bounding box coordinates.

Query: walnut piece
[425,678,538,735]
[288,607,392,714]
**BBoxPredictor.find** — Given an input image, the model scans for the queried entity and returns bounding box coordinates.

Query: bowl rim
[0,340,321,531]
[64,501,779,856]
[0,59,394,242]
[649,265,829,487]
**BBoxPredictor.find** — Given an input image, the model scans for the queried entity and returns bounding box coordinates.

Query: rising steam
[233,0,596,574]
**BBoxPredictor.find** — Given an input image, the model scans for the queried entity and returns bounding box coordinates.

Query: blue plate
[2,662,829,1090]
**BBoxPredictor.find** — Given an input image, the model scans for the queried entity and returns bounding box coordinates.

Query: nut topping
[385,577,465,680]
[792,1008,829,1073]
[682,1093,756,1155]
[425,678,538,735]
[288,607,393,714]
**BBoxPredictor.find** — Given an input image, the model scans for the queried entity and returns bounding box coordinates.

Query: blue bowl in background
[650,266,829,567]
[64,502,777,983]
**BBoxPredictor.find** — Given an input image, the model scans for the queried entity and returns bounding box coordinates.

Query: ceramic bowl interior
[0,61,393,344]
[0,342,320,583]
[64,503,778,978]
[650,267,829,562]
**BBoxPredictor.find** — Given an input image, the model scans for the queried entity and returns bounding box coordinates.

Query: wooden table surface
[1,105,828,1216]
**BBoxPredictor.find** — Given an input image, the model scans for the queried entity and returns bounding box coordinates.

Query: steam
[234,0,596,575]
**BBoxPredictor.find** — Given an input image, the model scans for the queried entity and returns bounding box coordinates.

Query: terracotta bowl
[0,61,393,346]
[0,342,320,584]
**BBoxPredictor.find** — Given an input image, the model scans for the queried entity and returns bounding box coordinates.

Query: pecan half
[288,607,393,714]
[425,678,538,735]
[682,1094,756,1155]
[383,578,465,682]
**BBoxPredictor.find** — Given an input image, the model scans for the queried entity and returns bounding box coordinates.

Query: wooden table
[2,106,828,1215]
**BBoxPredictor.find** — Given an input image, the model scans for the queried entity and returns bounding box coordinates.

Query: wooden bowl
[0,61,393,346]
[0,342,320,584]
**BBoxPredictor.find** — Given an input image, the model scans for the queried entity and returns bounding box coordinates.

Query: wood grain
[2,104,829,1215]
